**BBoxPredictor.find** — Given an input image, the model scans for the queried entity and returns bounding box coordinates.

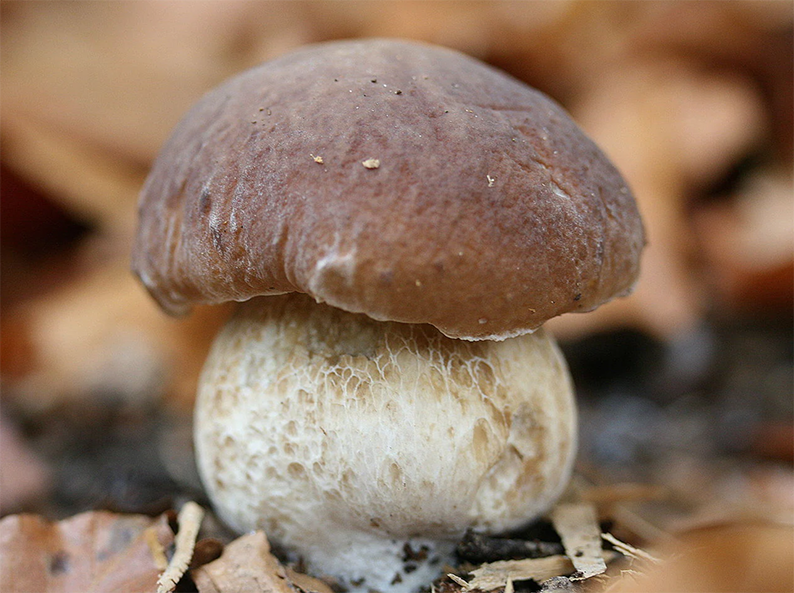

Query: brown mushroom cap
[132,38,644,340]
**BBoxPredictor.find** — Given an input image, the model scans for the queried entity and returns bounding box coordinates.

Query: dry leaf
[2,255,227,412]
[551,503,606,579]
[0,416,50,514]
[692,168,794,314]
[0,0,315,267]
[601,533,660,565]
[1,2,312,164]
[0,510,174,593]
[605,523,794,593]
[1,114,144,233]
[193,531,333,593]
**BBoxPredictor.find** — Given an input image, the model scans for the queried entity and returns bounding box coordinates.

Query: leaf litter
[0,509,174,593]
[193,531,334,593]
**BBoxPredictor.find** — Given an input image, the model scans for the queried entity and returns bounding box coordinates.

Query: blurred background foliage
[1,1,792,590]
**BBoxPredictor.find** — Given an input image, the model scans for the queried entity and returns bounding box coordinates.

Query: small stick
[157,502,205,593]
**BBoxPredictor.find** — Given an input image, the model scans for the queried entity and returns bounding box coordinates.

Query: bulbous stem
[195,294,577,591]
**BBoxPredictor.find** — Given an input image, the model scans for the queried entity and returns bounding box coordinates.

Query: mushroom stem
[195,294,577,592]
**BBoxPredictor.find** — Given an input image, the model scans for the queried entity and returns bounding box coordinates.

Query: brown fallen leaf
[750,423,794,463]
[1,1,314,166]
[0,0,317,303]
[0,415,50,514]
[605,523,794,593]
[0,510,174,593]
[692,168,794,315]
[625,0,793,156]
[2,253,227,413]
[193,531,333,593]
[1,113,144,234]
[304,0,503,60]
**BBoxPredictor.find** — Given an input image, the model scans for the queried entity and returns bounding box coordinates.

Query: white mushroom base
[195,295,577,592]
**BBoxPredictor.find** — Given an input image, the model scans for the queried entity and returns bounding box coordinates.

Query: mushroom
[132,39,644,591]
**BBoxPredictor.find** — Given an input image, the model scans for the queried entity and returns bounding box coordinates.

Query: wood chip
[286,568,335,593]
[157,501,204,593]
[361,158,380,169]
[550,503,606,579]
[601,533,660,564]
[466,555,576,590]
[538,575,577,592]
[447,573,471,588]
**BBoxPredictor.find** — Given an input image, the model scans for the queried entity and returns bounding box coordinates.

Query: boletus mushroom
[133,39,644,591]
